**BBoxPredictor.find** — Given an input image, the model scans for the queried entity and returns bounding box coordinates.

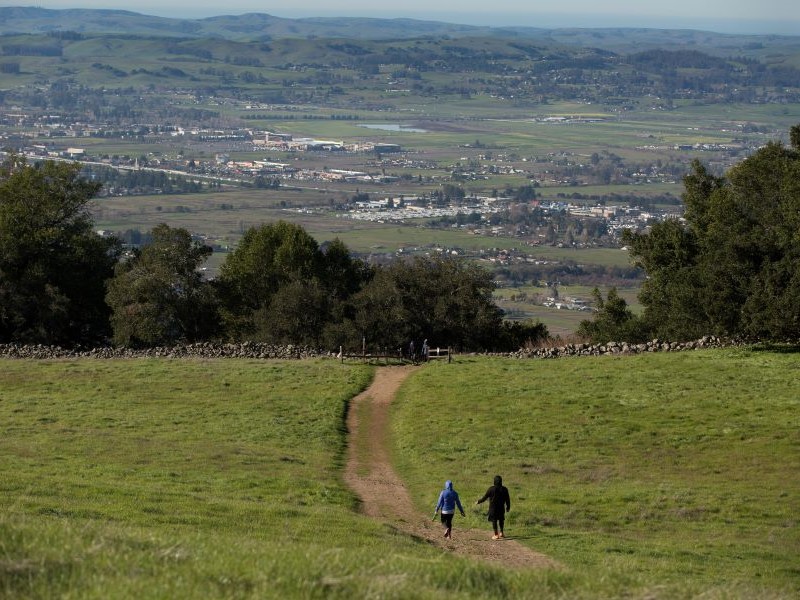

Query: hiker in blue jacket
[433,480,466,539]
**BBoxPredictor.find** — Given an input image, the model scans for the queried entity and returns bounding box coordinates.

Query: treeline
[554,192,682,207]
[579,125,800,343]
[82,165,205,194]
[110,223,546,351]
[241,114,361,121]
[1,42,62,56]
[629,49,800,88]
[0,155,545,351]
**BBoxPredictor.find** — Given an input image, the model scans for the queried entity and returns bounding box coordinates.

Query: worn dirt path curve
[344,366,558,569]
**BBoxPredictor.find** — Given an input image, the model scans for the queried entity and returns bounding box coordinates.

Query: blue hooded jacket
[435,480,464,514]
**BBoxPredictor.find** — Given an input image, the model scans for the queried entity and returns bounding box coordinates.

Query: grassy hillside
[1,30,799,93]
[393,349,800,597]
[0,8,502,41]
[1,351,798,598]
[0,358,558,599]
[2,7,800,58]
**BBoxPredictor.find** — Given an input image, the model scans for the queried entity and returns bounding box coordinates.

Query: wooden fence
[426,346,451,362]
[339,345,451,364]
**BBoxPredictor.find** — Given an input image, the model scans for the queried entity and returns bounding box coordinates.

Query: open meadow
[1,349,798,598]
[393,348,800,597]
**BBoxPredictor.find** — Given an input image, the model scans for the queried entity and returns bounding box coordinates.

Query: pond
[358,123,428,133]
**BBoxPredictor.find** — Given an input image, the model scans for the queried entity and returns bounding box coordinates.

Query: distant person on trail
[476,475,511,539]
[433,480,466,539]
[421,339,429,362]
[408,339,416,363]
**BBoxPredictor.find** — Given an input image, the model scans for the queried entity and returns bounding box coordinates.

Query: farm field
[2,350,798,598]
[494,283,642,337]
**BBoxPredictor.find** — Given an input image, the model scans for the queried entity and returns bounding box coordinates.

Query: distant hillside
[1,29,797,110]
[3,7,501,41]
[1,7,799,59]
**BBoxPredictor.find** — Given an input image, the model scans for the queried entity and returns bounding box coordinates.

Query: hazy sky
[17,1,800,35]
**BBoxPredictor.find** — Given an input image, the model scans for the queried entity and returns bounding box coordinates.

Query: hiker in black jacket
[476,474,511,539]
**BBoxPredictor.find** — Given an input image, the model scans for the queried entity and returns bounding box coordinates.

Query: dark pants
[491,517,505,533]
[440,513,454,528]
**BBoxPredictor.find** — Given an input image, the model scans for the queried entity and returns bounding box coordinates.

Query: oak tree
[0,155,120,344]
[622,125,800,340]
[105,224,218,346]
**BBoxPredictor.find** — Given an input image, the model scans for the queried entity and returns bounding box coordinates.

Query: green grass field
[392,349,800,597]
[0,358,557,599]
[2,350,797,598]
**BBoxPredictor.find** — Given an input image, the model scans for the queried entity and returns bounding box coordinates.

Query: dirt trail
[344,366,557,569]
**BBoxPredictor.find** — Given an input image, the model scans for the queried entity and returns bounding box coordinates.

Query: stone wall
[508,336,732,359]
[0,342,329,360]
[0,336,738,361]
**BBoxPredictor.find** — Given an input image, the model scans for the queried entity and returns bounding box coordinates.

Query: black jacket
[477,483,510,519]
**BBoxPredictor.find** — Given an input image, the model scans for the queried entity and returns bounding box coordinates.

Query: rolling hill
[1,6,799,61]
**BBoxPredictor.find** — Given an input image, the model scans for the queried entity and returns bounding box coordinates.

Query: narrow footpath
[343,366,557,569]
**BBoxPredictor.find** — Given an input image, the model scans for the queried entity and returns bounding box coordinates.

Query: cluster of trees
[83,165,205,195]
[0,156,120,345]
[108,221,546,351]
[579,125,800,343]
[0,155,546,351]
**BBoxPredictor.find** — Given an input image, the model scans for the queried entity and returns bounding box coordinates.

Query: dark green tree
[258,278,331,347]
[319,238,372,301]
[497,319,550,349]
[577,287,646,344]
[218,221,321,339]
[105,224,218,346]
[347,256,505,351]
[623,125,800,340]
[218,221,370,343]
[623,218,708,339]
[717,130,800,338]
[347,265,410,351]
[0,155,120,344]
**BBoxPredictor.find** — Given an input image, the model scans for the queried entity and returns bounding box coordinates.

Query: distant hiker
[476,474,511,539]
[421,339,429,362]
[408,339,416,362]
[433,480,466,539]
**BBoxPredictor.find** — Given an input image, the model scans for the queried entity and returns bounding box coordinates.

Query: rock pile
[509,336,731,359]
[0,342,329,360]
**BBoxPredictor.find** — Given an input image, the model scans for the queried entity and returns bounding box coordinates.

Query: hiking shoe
[498,532,505,539]
[492,534,500,540]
